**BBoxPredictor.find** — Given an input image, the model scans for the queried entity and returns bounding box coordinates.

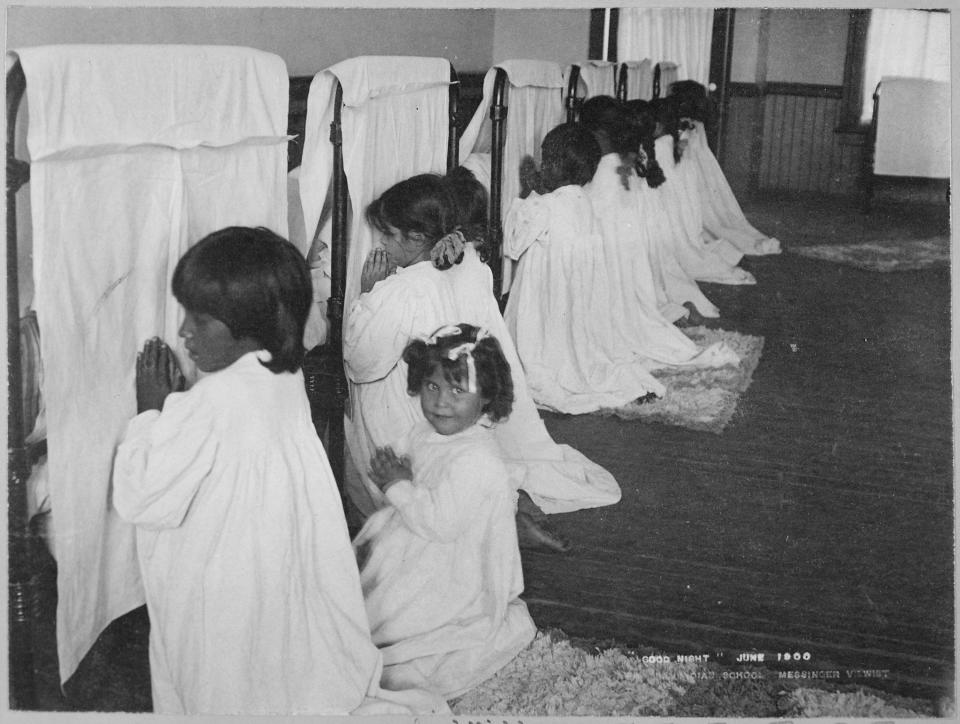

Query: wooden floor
[16,189,954,710]
[527,191,954,700]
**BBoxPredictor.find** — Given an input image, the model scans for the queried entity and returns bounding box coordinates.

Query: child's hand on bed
[361,248,393,293]
[368,446,412,492]
[136,337,186,413]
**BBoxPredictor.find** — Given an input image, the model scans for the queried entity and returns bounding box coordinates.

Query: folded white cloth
[458,60,566,294]
[17,44,290,685]
[656,61,680,96]
[14,45,288,159]
[621,59,653,101]
[873,76,950,179]
[566,60,617,99]
[297,56,452,311]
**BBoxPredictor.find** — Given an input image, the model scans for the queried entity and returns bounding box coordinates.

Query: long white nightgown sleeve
[384,446,502,542]
[502,193,551,261]
[113,391,217,530]
[343,273,439,383]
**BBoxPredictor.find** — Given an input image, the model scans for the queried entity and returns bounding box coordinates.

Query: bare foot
[682,302,708,327]
[516,512,570,553]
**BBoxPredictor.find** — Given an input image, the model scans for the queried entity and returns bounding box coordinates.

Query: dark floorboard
[528,192,953,700]
[13,190,955,711]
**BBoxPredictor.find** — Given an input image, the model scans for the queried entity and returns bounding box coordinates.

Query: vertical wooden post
[7,58,37,711]
[708,8,735,157]
[748,9,772,194]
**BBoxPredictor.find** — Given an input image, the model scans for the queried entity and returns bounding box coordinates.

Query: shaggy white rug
[450,632,701,716]
[449,632,939,718]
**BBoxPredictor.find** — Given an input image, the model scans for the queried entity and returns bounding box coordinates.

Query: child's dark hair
[668,79,713,129]
[445,166,491,263]
[540,122,602,191]
[403,323,513,423]
[366,173,457,246]
[623,99,667,189]
[366,173,472,270]
[652,96,683,163]
[578,95,640,156]
[171,226,311,373]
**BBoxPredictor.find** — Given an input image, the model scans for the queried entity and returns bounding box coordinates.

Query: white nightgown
[112,351,446,716]
[343,243,621,518]
[585,154,740,370]
[654,134,756,286]
[684,121,781,256]
[502,186,665,414]
[354,420,536,699]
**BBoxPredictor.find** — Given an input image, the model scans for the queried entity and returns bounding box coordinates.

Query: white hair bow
[426,325,488,394]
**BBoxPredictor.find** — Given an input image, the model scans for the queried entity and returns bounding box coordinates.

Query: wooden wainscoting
[721,82,866,197]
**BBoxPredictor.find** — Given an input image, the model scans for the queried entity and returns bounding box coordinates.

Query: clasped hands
[137,337,186,413]
[368,446,412,493]
[360,248,395,293]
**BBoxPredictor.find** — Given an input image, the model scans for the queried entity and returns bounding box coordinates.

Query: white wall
[6,6,496,75]
[765,9,848,85]
[492,8,592,69]
[729,8,849,86]
[730,8,761,83]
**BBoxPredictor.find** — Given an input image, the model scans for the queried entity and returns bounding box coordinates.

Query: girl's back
[116,350,380,715]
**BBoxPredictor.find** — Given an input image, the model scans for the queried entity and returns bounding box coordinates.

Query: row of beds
[5,49,680,707]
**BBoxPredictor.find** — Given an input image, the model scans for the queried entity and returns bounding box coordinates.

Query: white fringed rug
[450,632,700,716]
[595,327,764,434]
[789,236,950,272]
[449,631,939,717]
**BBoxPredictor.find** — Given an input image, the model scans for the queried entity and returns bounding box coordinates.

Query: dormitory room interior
[5,4,955,717]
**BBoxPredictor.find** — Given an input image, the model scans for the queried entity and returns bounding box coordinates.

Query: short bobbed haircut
[402,324,514,423]
[171,226,312,373]
[365,173,458,246]
[540,122,602,190]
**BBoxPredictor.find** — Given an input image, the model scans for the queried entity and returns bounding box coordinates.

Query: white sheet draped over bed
[297,56,453,317]
[458,60,566,295]
[621,59,653,101]
[565,60,617,100]
[873,76,950,179]
[14,44,290,685]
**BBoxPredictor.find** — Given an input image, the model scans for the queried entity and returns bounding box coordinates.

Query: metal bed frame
[304,63,462,496]
[7,56,37,710]
[564,63,621,123]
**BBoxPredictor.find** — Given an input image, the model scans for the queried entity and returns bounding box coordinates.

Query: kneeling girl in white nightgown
[650,95,756,286]
[113,227,446,716]
[344,172,621,549]
[504,122,666,414]
[354,323,537,699]
[578,96,738,371]
[668,80,781,256]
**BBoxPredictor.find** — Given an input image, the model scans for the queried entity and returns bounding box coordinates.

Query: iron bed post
[652,63,662,99]
[565,64,581,123]
[448,65,460,171]
[616,63,628,102]
[6,58,38,710]
[326,83,349,506]
[488,68,508,300]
